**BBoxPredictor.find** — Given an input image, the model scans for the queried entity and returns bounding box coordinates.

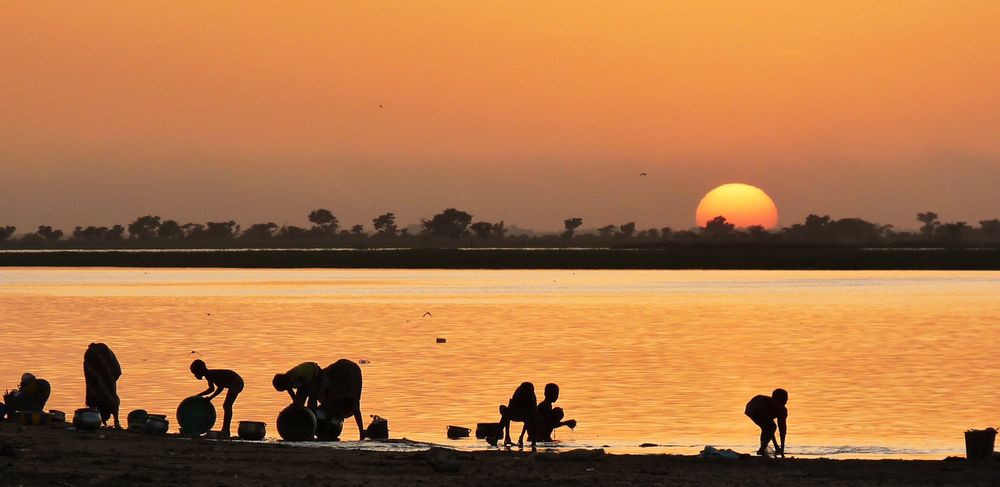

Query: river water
[2,268,998,458]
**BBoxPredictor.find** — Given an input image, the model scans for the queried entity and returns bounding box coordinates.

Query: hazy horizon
[3,2,998,232]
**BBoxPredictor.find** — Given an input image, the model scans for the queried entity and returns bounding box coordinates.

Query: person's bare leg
[221,389,239,437]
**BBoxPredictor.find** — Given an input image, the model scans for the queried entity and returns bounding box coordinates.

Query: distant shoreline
[1,247,999,270]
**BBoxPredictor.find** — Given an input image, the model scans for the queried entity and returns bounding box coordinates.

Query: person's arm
[207,382,224,400]
[292,387,308,406]
[560,419,577,429]
[777,416,787,456]
[353,401,365,441]
[197,379,215,397]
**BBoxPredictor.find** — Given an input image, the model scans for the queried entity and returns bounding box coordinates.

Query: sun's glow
[695,183,778,229]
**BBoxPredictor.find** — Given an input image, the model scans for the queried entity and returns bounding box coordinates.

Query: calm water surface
[2,268,998,458]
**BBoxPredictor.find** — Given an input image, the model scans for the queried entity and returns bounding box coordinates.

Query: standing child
[190,359,243,437]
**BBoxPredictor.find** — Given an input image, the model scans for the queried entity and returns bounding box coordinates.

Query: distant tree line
[2,209,999,249]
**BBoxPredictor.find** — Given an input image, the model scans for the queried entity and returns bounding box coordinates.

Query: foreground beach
[1,424,997,486]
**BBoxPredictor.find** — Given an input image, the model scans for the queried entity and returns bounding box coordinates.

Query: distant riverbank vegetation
[2,209,998,250]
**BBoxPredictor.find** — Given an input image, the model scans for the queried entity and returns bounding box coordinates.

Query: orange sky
[2,1,999,232]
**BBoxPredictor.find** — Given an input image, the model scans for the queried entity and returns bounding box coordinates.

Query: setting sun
[695,183,778,229]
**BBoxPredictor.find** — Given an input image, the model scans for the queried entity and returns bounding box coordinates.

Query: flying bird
[423,312,432,317]
[640,172,647,176]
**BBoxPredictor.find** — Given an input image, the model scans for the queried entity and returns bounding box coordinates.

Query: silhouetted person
[190,359,243,437]
[84,343,122,428]
[273,361,323,408]
[745,388,788,457]
[529,383,577,442]
[4,373,51,419]
[498,382,540,448]
[319,359,365,440]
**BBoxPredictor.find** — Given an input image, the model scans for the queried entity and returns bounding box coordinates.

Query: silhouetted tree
[616,222,636,239]
[278,225,308,239]
[0,226,14,241]
[784,214,831,242]
[979,219,1000,236]
[938,221,969,241]
[491,221,506,244]
[422,208,473,239]
[703,216,735,239]
[660,227,673,239]
[181,223,204,239]
[350,224,365,236]
[747,225,770,241]
[642,228,661,240]
[597,225,616,238]
[105,225,125,240]
[201,221,238,239]
[308,209,339,235]
[469,221,493,244]
[72,226,110,241]
[372,213,398,236]
[158,220,183,240]
[242,222,278,240]
[562,217,583,245]
[128,215,161,240]
[917,212,939,237]
[825,218,882,243]
[36,225,63,242]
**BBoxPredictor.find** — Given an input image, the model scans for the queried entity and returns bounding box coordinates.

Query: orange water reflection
[2,268,998,457]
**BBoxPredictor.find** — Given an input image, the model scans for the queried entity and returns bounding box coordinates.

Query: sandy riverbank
[1,423,998,486]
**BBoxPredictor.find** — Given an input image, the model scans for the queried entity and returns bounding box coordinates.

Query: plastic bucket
[965,429,996,461]
[176,396,217,437]
[277,405,316,441]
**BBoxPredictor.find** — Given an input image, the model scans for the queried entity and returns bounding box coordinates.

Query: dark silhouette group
[2,373,51,420]
[0,342,790,456]
[498,382,578,449]
[272,359,366,440]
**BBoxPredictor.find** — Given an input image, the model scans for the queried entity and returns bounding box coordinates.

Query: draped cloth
[84,343,122,422]
[320,359,362,419]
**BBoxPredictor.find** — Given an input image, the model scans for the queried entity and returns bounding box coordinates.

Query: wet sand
[1,423,997,486]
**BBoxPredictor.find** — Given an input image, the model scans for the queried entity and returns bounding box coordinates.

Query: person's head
[771,388,788,405]
[19,373,35,388]
[190,359,207,379]
[272,373,292,392]
[544,383,560,402]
